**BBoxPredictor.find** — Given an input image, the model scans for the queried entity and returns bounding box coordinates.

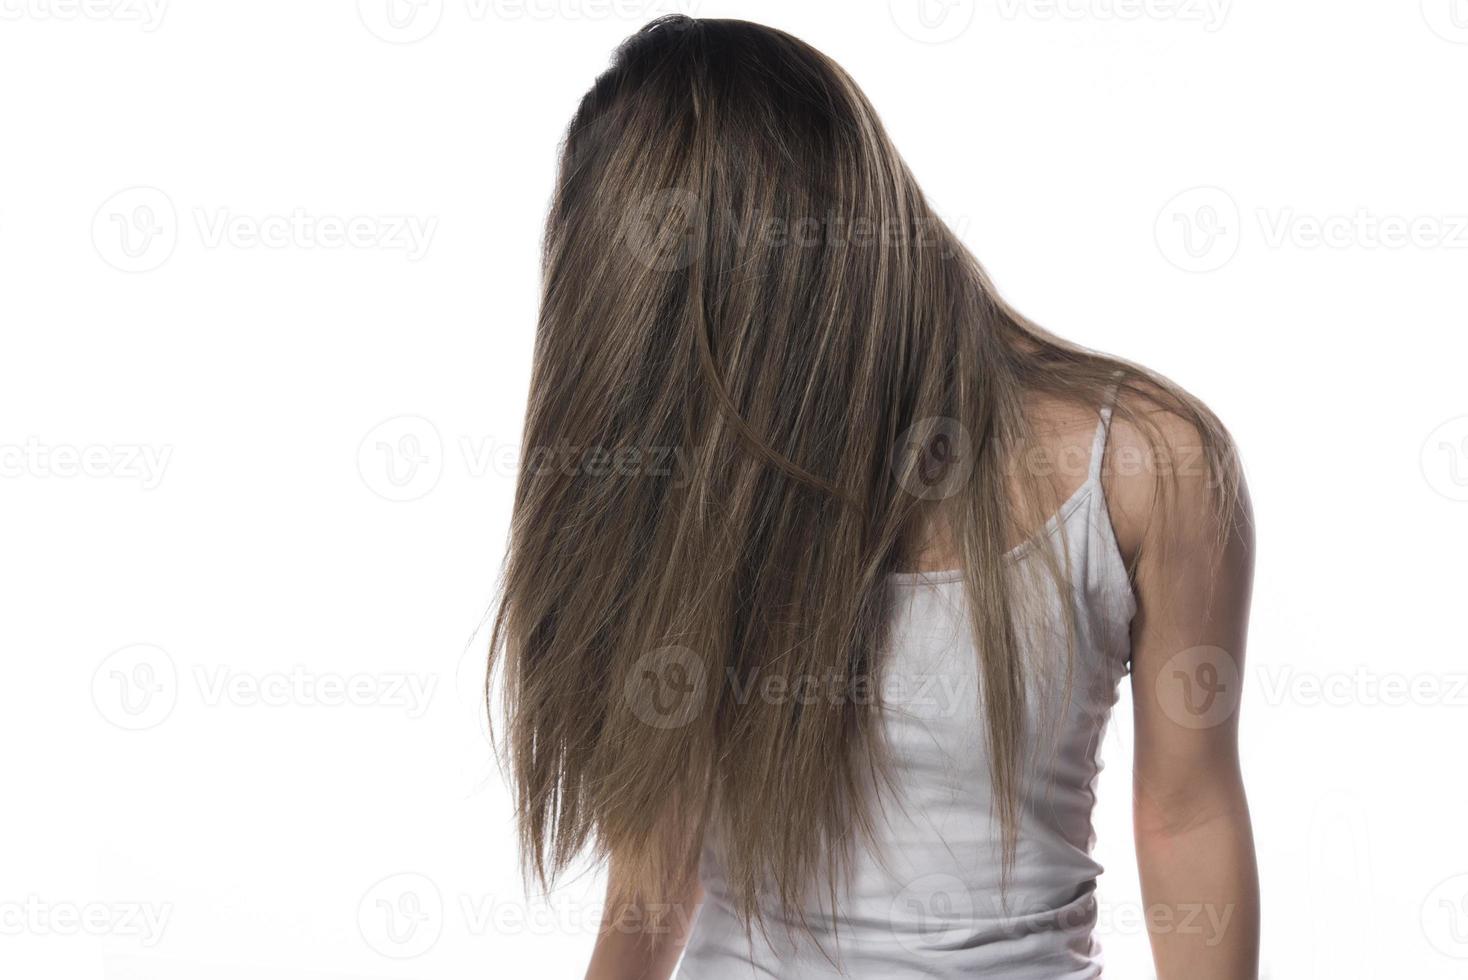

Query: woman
[490,15,1258,980]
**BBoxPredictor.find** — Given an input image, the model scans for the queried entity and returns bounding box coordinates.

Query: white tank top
[676,401,1136,979]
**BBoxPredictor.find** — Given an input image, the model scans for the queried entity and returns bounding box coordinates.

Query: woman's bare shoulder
[1016,388,1109,504]
[1100,378,1244,568]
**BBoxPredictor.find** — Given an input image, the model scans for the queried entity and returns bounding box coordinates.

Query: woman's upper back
[676,398,1137,980]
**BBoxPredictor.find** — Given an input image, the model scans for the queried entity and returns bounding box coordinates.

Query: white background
[3,1,1467,977]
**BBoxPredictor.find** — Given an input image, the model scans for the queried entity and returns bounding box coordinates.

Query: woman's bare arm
[1109,406,1261,979]
[583,859,704,980]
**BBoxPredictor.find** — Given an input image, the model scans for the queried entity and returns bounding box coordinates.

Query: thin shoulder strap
[1088,376,1123,484]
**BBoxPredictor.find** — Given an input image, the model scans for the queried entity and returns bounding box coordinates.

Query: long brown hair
[489,14,1235,942]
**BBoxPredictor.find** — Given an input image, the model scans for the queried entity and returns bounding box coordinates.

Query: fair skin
[584,859,703,980]
[1106,399,1260,978]
[584,393,1259,980]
